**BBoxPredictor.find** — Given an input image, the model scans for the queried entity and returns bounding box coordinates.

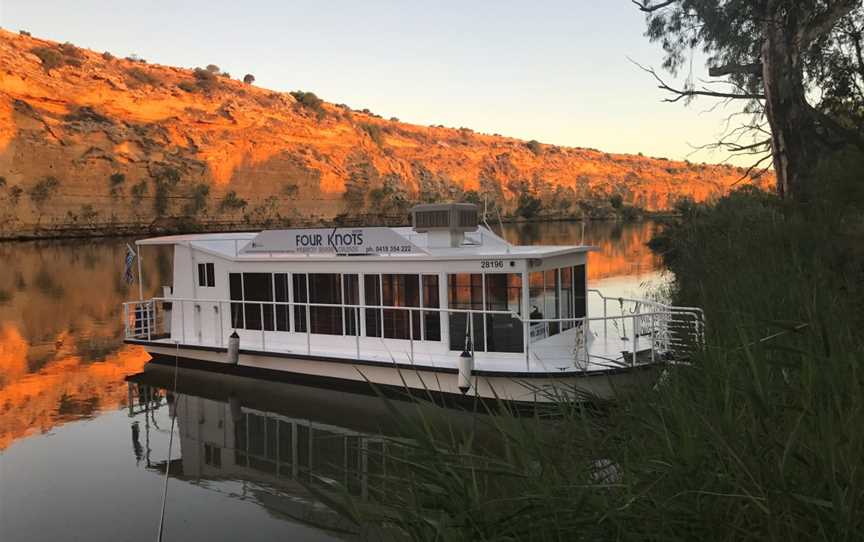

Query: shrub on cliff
[290,91,326,119]
[525,139,543,155]
[126,67,161,87]
[243,73,255,85]
[218,191,247,216]
[19,30,31,36]
[359,122,385,146]
[31,46,65,71]
[193,68,219,91]
[205,64,220,74]
[108,173,125,198]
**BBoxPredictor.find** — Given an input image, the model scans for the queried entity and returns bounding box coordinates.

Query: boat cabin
[133,204,595,369]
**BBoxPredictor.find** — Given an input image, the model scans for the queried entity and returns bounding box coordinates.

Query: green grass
[321,177,864,540]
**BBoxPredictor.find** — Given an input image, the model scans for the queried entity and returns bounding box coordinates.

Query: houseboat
[123,203,703,404]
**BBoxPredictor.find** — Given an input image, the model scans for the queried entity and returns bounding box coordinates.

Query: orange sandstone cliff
[0,30,768,236]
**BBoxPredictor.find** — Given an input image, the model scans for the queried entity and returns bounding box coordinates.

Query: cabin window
[293,274,308,333]
[197,262,215,287]
[343,274,360,336]
[381,274,420,340]
[274,273,290,332]
[573,265,587,318]
[484,273,524,353]
[422,275,441,341]
[204,443,222,468]
[529,270,560,339]
[561,267,575,330]
[365,275,382,338]
[448,273,485,352]
[229,273,244,328]
[243,273,274,331]
[308,273,342,335]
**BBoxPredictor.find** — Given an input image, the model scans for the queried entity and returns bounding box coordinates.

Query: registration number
[481,260,504,269]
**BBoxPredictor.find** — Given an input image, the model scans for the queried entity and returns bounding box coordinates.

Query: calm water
[0,221,666,541]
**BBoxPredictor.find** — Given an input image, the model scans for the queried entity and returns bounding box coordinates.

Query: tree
[28,176,61,225]
[633,0,863,199]
[243,73,255,84]
[205,64,220,74]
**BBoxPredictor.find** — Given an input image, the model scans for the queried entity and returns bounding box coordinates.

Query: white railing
[588,289,705,357]
[123,295,704,369]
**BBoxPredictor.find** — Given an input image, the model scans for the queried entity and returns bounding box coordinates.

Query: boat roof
[136,226,597,261]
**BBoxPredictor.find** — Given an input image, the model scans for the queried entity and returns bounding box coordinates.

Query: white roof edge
[135,232,257,246]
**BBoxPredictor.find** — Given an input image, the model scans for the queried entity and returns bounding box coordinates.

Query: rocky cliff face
[0,30,767,236]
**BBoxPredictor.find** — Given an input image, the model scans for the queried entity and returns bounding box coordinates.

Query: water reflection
[126,365,483,539]
[0,239,171,450]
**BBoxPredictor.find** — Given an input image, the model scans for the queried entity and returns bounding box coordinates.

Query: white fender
[227,331,240,365]
[458,348,474,394]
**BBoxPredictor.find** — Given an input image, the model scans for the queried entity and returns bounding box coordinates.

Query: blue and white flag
[124,244,136,285]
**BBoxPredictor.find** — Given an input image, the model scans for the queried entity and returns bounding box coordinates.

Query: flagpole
[137,243,143,301]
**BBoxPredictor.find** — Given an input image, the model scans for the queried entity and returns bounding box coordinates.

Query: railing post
[408,308,414,362]
[650,313,655,363]
[603,299,607,339]
[217,302,223,347]
[355,306,360,360]
[631,314,638,367]
[147,301,152,341]
[306,303,311,355]
[260,303,265,350]
[181,300,186,344]
[524,318,530,371]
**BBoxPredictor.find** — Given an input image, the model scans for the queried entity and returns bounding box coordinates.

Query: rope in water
[156,342,181,542]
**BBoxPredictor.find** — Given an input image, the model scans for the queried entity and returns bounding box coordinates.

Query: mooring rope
[156,342,181,542]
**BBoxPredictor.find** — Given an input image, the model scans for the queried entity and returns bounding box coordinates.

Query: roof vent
[410,203,479,248]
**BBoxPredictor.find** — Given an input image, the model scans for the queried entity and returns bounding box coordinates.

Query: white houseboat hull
[134,340,659,405]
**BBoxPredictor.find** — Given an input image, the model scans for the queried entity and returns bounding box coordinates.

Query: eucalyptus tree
[633,0,863,199]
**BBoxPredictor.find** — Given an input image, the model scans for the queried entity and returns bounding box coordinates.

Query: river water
[0,221,666,541]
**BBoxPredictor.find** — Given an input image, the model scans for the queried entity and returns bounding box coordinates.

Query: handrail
[123,296,685,325]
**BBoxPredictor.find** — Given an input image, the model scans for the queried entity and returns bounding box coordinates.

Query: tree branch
[631,0,678,13]
[629,59,765,102]
[708,62,763,77]
[799,0,860,48]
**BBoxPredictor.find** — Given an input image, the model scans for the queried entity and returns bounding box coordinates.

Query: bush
[31,46,65,71]
[126,67,161,87]
[609,194,623,209]
[109,173,125,197]
[290,90,326,119]
[205,64,220,74]
[218,191,247,214]
[192,67,218,91]
[19,30,31,37]
[102,51,114,61]
[28,176,61,208]
[359,122,385,146]
[177,81,197,93]
[243,73,255,84]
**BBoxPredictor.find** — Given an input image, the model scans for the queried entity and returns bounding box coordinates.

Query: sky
[0,0,750,165]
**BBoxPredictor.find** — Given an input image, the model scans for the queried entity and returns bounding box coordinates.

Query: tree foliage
[635,0,863,199]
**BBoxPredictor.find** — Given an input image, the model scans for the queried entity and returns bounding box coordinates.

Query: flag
[124,244,136,285]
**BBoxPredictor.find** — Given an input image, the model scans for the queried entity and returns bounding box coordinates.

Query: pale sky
[0,0,749,164]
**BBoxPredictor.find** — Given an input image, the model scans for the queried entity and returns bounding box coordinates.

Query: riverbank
[331,184,864,539]
[0,208,675,242]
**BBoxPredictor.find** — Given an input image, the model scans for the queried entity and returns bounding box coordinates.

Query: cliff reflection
[0,239,170,449]
[503,221,661,280]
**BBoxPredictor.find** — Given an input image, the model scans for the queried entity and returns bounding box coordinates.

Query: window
[365,275,382,338]
[422,275,441,341]
[197,262,215,287]
[275,273,290,332]
[448,273,485,352]
[343,274,360,336]
[573,265,586,319]
[293,274,308,333]
[382,274,420,340]
[308,273,342,335]
[484,273,524,353]
[243,273,274,331]
[229,273,244,328]
[529,270,560,339]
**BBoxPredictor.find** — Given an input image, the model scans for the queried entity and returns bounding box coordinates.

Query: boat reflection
[126,365,484,536]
